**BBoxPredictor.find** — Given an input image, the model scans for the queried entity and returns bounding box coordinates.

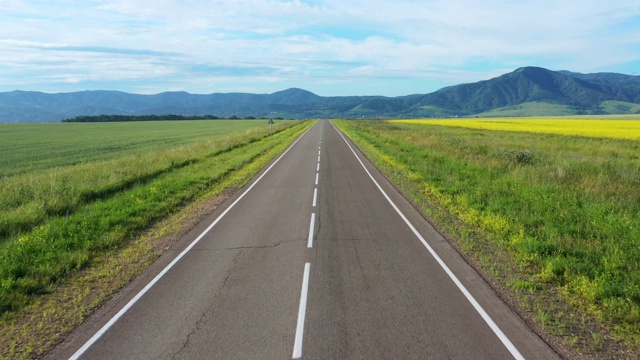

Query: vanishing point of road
[46,120,559,359]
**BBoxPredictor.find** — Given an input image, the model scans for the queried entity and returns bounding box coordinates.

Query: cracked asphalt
[47,120,559,360]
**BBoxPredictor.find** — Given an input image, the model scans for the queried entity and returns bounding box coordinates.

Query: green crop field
[334,118,640,356]
[0,120,276,177]
[0,119,312,358]
[0,120,297,242]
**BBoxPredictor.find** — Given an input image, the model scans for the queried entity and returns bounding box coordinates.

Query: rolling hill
[1,67,639,122]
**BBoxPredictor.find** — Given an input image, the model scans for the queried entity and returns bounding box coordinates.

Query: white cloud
[0,0,639,95]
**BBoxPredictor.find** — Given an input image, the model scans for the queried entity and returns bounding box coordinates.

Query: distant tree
[61,114,221,122]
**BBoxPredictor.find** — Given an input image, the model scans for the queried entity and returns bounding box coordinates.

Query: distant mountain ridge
[1,67,640,122]
[408,67,640,115]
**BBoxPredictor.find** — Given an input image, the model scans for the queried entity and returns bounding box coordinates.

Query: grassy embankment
[0,119,312,358]
[334,118,640,357]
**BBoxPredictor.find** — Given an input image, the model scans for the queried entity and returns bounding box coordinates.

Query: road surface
[47,120,559,359]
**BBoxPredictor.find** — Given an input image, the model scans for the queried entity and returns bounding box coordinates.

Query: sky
[1,0,639,96]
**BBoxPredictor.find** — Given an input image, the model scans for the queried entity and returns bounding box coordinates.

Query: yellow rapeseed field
[392,118,640,140]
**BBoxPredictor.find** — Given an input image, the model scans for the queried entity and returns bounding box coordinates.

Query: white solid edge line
[292,262,311,359]
[68,122,317,360]
[312,188,318,207]
[329,122,525,360]
[307,213,315,248]
[315,173,319,185]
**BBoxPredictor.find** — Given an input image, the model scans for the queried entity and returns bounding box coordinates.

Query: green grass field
[0,120,310,316]
[474,101,577,117]
[0,120,293,242]
[0,120,273,177]
[334,119,640,356]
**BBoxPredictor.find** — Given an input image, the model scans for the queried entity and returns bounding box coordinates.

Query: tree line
[60,114,282,122]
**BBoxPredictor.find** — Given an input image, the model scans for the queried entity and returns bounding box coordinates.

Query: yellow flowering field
[392,118,640,140]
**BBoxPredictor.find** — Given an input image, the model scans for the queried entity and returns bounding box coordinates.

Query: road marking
[316,163,320,172]
[307,213,315,248]
[330,122,525,360]
[318,150,321,156]
[292,263,311,359]
[315,173,319,185]
[317,155,321,162]
[68,122,318,360]
[312,188,318,207]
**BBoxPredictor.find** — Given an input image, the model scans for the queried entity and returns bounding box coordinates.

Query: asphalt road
[47,120,560,359]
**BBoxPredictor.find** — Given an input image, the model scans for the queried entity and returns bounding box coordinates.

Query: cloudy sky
[1,0,639,96]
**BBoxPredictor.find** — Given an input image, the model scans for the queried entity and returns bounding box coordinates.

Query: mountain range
[1,66,640,123]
